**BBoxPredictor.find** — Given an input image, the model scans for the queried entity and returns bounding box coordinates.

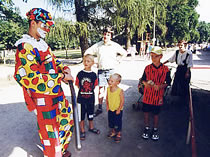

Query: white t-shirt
[85,40,127,70]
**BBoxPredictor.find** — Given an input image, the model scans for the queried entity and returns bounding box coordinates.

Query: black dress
[171,51,191,97]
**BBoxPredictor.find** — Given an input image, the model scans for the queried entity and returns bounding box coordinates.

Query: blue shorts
[142,103,161,115]
[108,110,123,132]
[98,69,115,87]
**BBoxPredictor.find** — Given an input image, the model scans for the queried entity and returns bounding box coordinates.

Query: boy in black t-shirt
[75,54,100,140]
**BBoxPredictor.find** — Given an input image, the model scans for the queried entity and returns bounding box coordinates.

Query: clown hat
[26,8,55,27]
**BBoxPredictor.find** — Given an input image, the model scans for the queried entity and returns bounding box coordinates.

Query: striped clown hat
[26,8,55,28]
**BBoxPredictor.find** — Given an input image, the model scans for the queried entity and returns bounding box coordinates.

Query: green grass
[53,49,82,59]
[0,49,82,64]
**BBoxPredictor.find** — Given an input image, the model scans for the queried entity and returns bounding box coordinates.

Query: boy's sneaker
[141,127,150,140]
[151,128,159,141]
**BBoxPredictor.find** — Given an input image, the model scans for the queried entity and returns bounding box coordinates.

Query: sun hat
[26,8,55,27]
[151,46,163,55]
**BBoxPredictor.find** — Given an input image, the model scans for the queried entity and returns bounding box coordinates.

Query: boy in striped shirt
[141,46,171,141]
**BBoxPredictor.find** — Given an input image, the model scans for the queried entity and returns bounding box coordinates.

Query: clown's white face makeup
[37,28,47,38]
[41,23,50,32]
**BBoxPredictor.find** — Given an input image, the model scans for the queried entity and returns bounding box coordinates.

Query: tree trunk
[125,24,131,50]
[75,0,89,57]
[79,34,89,57]
[65,48,68,59]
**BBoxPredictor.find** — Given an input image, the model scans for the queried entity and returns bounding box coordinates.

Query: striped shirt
[141,63,171,106]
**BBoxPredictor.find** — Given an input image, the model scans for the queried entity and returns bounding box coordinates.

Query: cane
[68,80,82,150]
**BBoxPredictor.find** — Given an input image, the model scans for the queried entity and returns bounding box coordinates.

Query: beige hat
[151,46,163,55]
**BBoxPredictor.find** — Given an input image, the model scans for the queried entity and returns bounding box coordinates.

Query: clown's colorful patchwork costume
[14,8,74,157]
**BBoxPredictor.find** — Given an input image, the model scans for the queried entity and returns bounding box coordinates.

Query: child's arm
[94,75,98,89]
[116,89,124,115]
[106,92,109,112]
[154,83,168,90]
[75,75,80,88]
[141,70,153,88]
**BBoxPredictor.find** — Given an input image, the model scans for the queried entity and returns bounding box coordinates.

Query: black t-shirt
[75,70,98,103]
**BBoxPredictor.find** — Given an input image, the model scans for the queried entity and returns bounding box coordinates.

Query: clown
[14,8,73,157]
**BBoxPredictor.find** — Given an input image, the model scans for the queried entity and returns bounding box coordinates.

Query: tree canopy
[0,1,27,49]
[0,0,209,52]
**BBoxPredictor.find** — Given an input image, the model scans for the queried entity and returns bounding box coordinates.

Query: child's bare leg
[98,86,104,105]
[80,120,85,133]
[94,86,104,117]
[142,112,150,139]
[144,112,150,127]
[89,120,94,130]
[151,114,159,141]
[111,128,115,133]
[153,115,159,128]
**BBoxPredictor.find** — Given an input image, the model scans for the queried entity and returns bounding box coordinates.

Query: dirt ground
[0,49,210,157]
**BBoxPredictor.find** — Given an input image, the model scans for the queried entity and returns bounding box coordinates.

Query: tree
[100,0,168,48]
[197,21,210,43]
[99,0,149,48]
[1,0,13,4]
[0,1,27,49]
[165,0,199,44]
[47,18,78,58]
[47,0,98,57]
[149,0,168,46]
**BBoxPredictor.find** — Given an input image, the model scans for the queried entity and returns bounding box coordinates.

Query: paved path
[0,48,210,157]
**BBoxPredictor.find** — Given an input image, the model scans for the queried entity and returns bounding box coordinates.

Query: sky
[195,0,210,23]
[13,0,210,23]
[12,0,74,20]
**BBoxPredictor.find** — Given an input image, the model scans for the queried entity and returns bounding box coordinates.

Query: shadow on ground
[69,79,210,157]
[1,79,210,157]
[0,102,43,157]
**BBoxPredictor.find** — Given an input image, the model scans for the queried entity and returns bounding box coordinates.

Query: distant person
[140,41,146,57]
[141,46,171,141]
[85,27,127,117]
[188,43,192,52]
[106,73,124,143]
[192,44,197,54]
[127,44,137,59]
[75,54,100,140]
[13,8,74,157]
[163,40,193,98]
[146,42,153,59]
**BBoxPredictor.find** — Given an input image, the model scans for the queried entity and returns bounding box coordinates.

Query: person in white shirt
[164,40,193,98]
[84,27,127,117]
